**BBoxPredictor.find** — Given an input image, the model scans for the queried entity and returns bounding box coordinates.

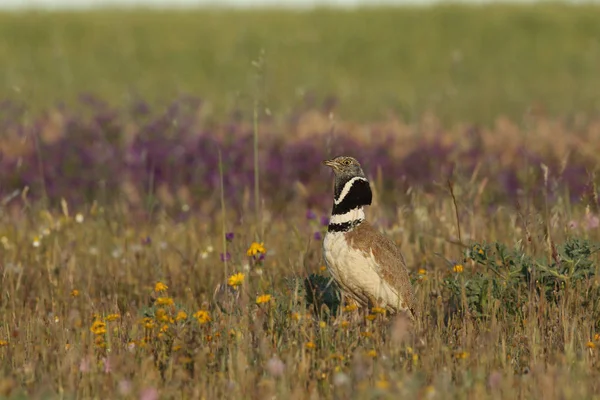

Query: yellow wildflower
[319,321,327,328]
[256,294,272,304]
[90,320,106,335]
[179,356,193,364]
[473,245,485,255]
[376,378,390,390]
[155,282,168,292]
[70,289,80,297]
[305,341,316,349]
[455,351,469,359]
[160,324,169,333]
[291,312,301,321]
[341,321,350,329]
[227,272,245,288]
[361,331,372,338]
[142,317,154,330]
[366,314,377,321]
[246,242,266,257]
[343,303,358,312]
[320,266,327,272]
[155,308,169,322]
[367,349,377,358]
[105,314,120,322]
[418,269,427,275]
[94,335,106,348]
[194,310,211,324]
[155,297,174,307]
[0,340,8,347]
[175,310,188,321]
[594,333,599,341]
[453,264,464,273]
[587,341,596,349]
[371,307,386,314]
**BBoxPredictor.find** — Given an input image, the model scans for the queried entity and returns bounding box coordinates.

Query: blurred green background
[1,4,600,123]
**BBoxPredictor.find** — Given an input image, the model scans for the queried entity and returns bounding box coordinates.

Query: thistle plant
[444,238,600,325]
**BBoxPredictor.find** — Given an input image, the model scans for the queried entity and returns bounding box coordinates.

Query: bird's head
[322,156,366,181]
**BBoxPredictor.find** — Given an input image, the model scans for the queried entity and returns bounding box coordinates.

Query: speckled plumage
[322,156,416,320]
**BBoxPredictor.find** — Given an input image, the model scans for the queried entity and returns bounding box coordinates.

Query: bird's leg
[356,295,377,333]
[366,295,391,343]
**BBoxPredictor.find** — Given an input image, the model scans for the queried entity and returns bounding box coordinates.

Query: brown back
[345,221,417,317]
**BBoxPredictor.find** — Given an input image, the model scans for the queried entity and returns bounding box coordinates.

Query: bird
[322,155,417,320]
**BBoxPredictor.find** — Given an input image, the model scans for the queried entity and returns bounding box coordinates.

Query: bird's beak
[323,159,337,169]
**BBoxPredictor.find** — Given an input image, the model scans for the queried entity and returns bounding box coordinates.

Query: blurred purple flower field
[1,95,599,215]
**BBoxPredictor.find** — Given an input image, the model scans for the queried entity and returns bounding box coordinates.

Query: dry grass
[1,169,599,399]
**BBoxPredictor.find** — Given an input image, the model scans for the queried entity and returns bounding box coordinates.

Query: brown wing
[345,221,417,318]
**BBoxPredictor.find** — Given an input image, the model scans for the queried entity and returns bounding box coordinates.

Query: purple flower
[225,232,235,242]
[314,231,322,241]
[320,216,330,227]
[488,370,503,391]
[306,210,317,220]
[220,252,231,262]
[257,253,266,262]
[266,356,285,377]
[102,357,112,373]
[568,220,578,230]
[118,380,132,395]
[141,236,151,246]
[139,388,159,400]
[79,357,90,373]
[585,214,599,230]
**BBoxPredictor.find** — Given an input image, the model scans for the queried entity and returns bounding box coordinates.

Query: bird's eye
[342,159,351,166]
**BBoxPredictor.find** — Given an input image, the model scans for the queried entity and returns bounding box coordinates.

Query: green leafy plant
[281,274,341,318]
[444,238,600,321]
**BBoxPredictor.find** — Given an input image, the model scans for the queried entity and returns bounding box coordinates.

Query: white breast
[323,231,401,310]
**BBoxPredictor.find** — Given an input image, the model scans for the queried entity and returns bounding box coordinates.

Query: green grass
[2,4,600,122]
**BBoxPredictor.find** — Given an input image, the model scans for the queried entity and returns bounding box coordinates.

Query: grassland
[1,4,600,122]
[1,4,600,400]
[1,169,600,399]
